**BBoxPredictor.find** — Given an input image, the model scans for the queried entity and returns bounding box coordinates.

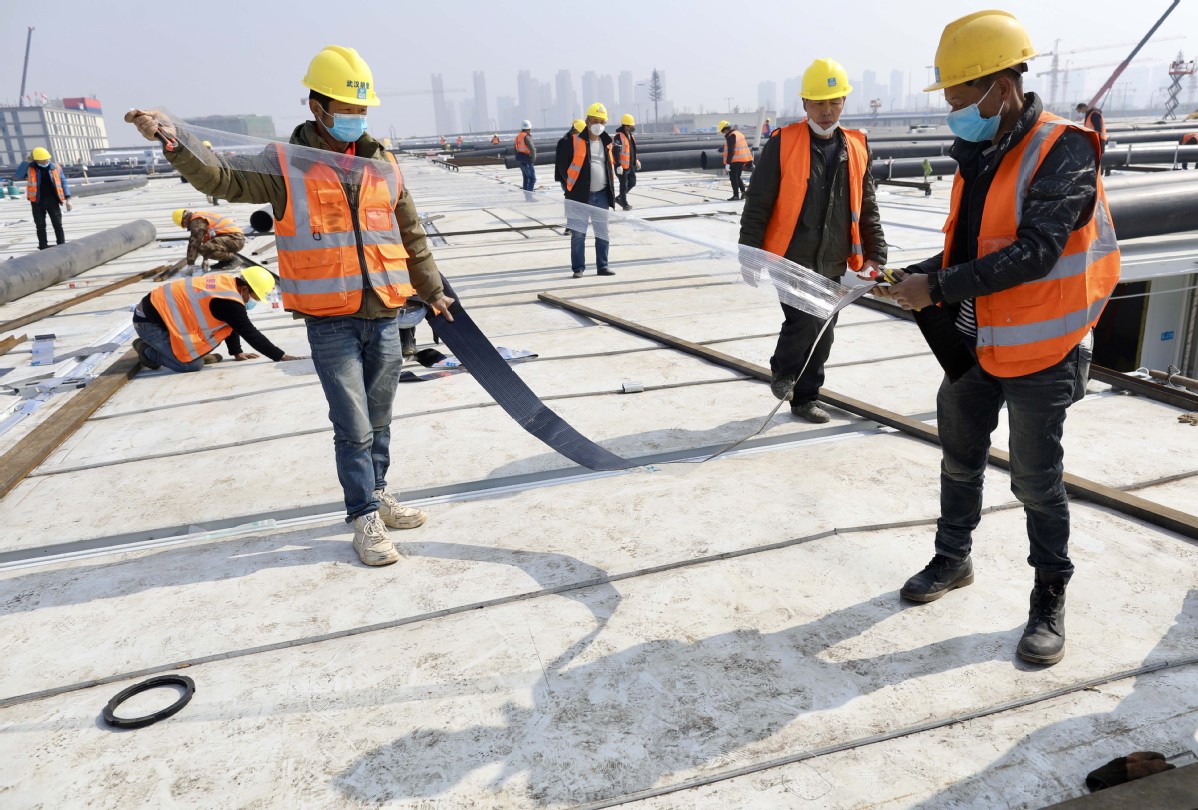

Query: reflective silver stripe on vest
[976,294,1111,348]
[275,269,410,297]
[274,227,401,252]
[1031,196,1119,285]
[1012,120,1067,224]
[162,284,238,360]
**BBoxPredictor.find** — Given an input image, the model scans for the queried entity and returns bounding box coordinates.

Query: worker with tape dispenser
[127,45,455,568]
[873,10,1119,666]
[739,57,887,423]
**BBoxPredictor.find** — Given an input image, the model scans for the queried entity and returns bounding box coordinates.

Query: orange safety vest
[456,136,463,146]
[27,163,65,203]
[614,131,635,170]
[150,273,243,362]
[761,122,869,271]
[942,112,1120,378]
[272,144,415,317]
[1181,132,1198,145]
[565,133,614,191]
[726,130,752,165]
[515,131,532,155]
[189,210,242,242]
[491,135,501,145]
[1083,109,1107,143]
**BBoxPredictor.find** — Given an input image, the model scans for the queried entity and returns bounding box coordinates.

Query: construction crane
[1038,57,1166,109]
[1163,52,1197,120]
[1090,0,1183,109]
[1035,34,1183,107]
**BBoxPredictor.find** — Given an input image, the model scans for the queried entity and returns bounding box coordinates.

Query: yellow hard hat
[302,45,380,107]
[572,119,585,133]
[585,102,608,121]
[172,209,188,228]
[240,265,276,301]
[201,140,213,148]
[621,113,635,126]
[925,10,1037,91]
[718,120,731,132]
[801,58,853,101]
[31,147,51,161]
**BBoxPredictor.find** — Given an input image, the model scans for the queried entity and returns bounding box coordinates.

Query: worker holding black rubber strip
[127,45,453,569]
[739,57,886,424]
[874,10,1119,666]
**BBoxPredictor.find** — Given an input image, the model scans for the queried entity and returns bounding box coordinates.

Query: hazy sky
[3,0,1194,144]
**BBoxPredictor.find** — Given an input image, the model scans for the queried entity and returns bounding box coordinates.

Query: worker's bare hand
[124,108,176,143]
[233,352,260,361]
[280,354,304,361]
[64,200,73,212]
[891,272,932,310]
[428,295,456,322]
[856,259,883,281]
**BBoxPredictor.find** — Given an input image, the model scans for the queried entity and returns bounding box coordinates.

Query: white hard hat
[520,119,532,130]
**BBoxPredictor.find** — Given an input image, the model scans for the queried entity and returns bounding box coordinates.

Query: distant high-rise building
[582,71,598,106]
[861,69,878,114]
[782,75,803,117]
[598,74,616,107]
[757,80,777,112]
[537,81,554,128]
[556,69,577,125]
[517,70,538,125]
[496,95,519,131]
[459,98,475,133]
[431,73,452,135]
[619,71,634,107]
[890,69,904,111]
[472,71,490,132]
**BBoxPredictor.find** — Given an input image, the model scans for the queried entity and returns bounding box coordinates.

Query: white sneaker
[375,489,427,530]
[352,512,400,566]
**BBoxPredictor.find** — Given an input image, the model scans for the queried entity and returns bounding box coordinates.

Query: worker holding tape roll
[127,45,453,569]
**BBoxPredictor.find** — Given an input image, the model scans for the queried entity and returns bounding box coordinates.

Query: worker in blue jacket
[13,147,72,249]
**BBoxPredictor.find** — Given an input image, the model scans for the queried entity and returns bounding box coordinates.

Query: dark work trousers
[770,304,838,404]
[728,162,749,197]
[32,200,65,249]
[934,345,1084,576]
[617,170,636,204]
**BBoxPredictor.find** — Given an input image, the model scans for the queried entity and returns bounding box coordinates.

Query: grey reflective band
[976,294,1111,348]
[278,145,401,243]
[274,226,401,252]
[1013,121,1064,224]
[276,269,409,296]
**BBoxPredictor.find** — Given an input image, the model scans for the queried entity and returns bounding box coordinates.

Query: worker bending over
[173,208,245,272]
[132,266,299,371]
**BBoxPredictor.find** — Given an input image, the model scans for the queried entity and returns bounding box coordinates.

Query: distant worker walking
[1180,131,1197,169]
[128,45,453,568]
[762,117,773,138]
[613,114,640,210]
[557,102,616,278]
[13,147,71,250]
[515,120,537,200]
[720,120,753,200]
[740,57,886,424]
[132,267,299,372]
[173,208,246,272]
[1076,102,1107,155]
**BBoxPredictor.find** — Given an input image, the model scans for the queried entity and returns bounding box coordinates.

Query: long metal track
[538,292,1198,541]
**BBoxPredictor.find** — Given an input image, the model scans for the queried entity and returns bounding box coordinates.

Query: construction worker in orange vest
[128,45,454,567]
[613,114,640,210]
[171,208,245,272]
[1075,102,1107,156]
[515,120,537,199]
[719,120,754,200]
[880,11,1120,666]
[557,102,616,278]
[491,133,501,145]
[132,266,301,372]
[1179,131,1197,169]
[740,58,886,424]
[13,147,72,250]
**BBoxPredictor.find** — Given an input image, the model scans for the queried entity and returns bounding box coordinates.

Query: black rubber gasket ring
[101,675,195,729]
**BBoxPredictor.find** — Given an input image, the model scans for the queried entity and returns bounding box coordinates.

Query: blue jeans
[934,346,1083,575]
[518,160,536,191]
[306,316,405,522]
[133,320,205,373]
[568,190,610,272]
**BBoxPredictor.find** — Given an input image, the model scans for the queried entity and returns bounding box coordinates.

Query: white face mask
[807,118,840,137]
[589,123,605,137]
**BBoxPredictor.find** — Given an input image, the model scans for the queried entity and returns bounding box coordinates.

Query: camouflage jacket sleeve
[185,218,208,264]
[163,131,288,216]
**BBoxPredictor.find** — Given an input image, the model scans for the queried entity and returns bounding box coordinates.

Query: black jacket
[612,126,637,171]
[554,129,575,184]
[739,125,886,278]
[555,130,615,207]
[912,93,1099,307]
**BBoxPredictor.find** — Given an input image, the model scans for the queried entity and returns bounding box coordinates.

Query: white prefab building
[0,98,108,168]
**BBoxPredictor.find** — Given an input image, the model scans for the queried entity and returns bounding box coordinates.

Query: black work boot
[1017,570,1069,665]
[400,327,417,358]
[900,554,974,603]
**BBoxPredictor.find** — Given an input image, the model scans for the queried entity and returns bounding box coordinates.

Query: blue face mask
[245,298,257,311]
[323,109,367,143]
[36,161,49,168]
[946,82,1006,143]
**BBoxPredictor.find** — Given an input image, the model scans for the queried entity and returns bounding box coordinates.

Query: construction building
[183,114,276,140]
[0,97,108,168]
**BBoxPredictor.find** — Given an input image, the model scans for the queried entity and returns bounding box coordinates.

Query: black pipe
[0,220,156,306]
[869,141,954,159]
[1106,182,1198,240]
[1103,145,1198,168]
[71,178,148,198]
[1103,169,1198,190]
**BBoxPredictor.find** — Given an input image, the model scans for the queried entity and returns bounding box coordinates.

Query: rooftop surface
[0,157,1196,808]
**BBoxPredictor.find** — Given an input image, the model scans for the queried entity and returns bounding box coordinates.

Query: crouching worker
[133,265,300,372]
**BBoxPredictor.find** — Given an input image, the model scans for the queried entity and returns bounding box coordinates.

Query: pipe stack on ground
[0,220,156,306]
[70,178,148,198]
